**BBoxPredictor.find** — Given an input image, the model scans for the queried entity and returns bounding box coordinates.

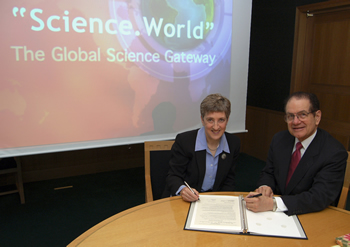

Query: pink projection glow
[0,0,250,157]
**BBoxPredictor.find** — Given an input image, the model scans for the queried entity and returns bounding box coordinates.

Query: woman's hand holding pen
[180,187,200,202]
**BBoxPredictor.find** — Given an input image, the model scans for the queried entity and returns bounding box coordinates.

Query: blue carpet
[0,167,145,247]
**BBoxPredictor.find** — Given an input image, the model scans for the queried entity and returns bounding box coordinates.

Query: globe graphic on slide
[141,0,214,51]
[109,0,231,81]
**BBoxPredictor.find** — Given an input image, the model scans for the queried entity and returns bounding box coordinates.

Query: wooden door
[291,0,350,150]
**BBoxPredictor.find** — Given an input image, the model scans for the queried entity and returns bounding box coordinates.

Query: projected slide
[0,0,251,157]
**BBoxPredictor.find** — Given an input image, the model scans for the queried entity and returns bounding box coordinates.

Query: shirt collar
[295,129,317,150]
[195,127,230,153]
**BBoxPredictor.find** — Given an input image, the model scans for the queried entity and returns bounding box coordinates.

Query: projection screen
[0,0,252,158]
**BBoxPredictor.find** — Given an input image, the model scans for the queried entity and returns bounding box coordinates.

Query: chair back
[337,151,350,209]
[144,140,174,202]
[0,157,25,203]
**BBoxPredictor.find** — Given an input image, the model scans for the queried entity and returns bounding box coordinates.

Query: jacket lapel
[213,152,229,190]
[285,131,321,194]
[195,150,207,189]
[278,135,295,194]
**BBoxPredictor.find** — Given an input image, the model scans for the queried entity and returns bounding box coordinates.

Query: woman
[163,93,241,202]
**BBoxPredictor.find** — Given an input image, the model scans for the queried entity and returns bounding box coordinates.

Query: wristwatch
[272,197,277,212]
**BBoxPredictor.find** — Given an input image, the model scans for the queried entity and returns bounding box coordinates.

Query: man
[245,92,348,215]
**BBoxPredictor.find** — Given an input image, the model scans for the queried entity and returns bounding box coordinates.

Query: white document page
[246,210,306,238]
[189,195,242,232]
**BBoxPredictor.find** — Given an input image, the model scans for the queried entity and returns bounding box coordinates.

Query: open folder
[184,195,307,239]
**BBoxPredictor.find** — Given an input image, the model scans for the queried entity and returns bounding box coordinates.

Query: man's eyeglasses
[284,111,315,122]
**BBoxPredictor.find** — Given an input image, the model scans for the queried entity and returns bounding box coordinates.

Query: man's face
[285,97,321,142]
[201,111,228,143]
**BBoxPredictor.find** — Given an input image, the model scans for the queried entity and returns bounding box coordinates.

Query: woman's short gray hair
[200,94,231,119]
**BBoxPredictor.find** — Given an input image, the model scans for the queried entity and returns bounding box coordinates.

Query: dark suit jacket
[164,129,241,197]
[257,128,348,215]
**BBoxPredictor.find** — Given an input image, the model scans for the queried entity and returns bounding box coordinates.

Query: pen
[184,181,200,200]
[247,193,262,198]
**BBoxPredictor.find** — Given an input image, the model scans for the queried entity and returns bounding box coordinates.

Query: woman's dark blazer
[163,129,241,197]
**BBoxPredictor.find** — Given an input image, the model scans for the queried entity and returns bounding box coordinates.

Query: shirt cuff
[176,185,186,196]
[275,197,288,212]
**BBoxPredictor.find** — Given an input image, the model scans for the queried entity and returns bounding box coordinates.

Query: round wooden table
[68,192,350,246]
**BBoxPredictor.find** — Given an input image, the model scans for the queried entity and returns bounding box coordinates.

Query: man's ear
[315,110,322,125]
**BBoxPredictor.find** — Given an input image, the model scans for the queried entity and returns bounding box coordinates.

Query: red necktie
[286,142,303,187]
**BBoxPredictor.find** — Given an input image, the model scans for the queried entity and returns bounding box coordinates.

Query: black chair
[0,157,25,203]
[144,141,174,202]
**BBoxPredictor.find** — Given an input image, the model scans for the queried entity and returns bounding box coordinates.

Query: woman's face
[201,111,228,143]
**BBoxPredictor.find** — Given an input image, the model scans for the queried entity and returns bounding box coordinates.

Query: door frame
[291,0,350,92]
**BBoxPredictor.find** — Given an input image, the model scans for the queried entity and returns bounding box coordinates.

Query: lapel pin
[221,153,226,160]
